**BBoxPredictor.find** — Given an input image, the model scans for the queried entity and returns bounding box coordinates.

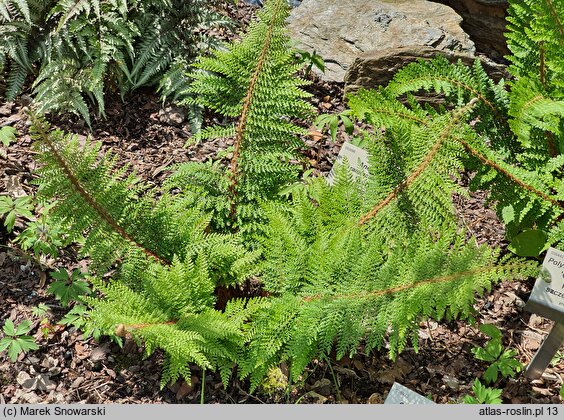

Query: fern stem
[302,261,531,303]
[404,75,499,115]
[539,40,546,87]
[228,0,285,221]
[545,0,564,43]
[33,119,170,266]
[359,98,479,225]
[455,136,564,210]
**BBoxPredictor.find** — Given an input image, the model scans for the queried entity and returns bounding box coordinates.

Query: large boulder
[287,0,475,82]
[431,0,509,60]
[344,46,509,96]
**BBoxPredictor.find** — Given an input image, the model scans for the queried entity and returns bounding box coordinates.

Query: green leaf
[15,336,39,353]
[4,211,16,232]
[479,324,502,340]
[31,304,50,318]
[0,338,11,352]
[483,364,500,384]
[48,279,91,307]
[7,341,22,361]
[15,319,32,336]
[50,268,70,281]
[508,229,548,257]
[340,115,354,135]
[0,197,12,215]
[0,126,16,147]
[472,346,498,362]
[2,319,15,336]
[501,205,515,224]
[311,54,325,73]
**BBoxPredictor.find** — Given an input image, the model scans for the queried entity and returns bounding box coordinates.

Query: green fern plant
[0,0,228,125]
[29,0,559,393]
[181,0,314,237]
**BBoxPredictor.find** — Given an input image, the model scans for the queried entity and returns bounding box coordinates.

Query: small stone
[442,374,460,391]
[0,102,14,116]
[158,106,186,126]
[305,391,328,404]
[16,371,32,386]
[311,378,333,396]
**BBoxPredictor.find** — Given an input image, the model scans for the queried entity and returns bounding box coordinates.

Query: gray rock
[287,0,474,82]
[0,102,14,116]
[432,0,509,60]
[344,46,509,97]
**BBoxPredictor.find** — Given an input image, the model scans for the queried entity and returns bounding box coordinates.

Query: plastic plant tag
[525,247,564,323]
[384,383,435,404]
[327,141,369,185]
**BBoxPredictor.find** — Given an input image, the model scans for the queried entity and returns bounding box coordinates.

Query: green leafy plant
[182,0,314,236]
[314,110,354,141]
[0,126,16,146]
[0,0,229,125]
[11,202,69,257]
[28,0,562,393]
[0,195,34,233]
[463,379,503,404]
[31,303,50,318]
[47,268,92,307]
[0,320,39,362]
[295,48,325,77]
[471,324,523,384]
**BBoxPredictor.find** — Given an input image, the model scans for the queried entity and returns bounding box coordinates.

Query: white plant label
[327,141,369,185]
[526,247,564,322]
[384,383,435,404]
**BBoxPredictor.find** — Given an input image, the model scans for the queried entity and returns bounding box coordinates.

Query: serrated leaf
[4,210,16,232]
[48,280,91,307]
[472,346,498,362]
[50,268,69,281]
[483,364,499,384]
[7,341,22,361]
[15,319,32,336]
[3,319,15,336]
[0,338,11,352]
[16,336,39,353]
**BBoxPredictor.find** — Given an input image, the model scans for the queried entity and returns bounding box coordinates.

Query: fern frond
[184,0,314,235]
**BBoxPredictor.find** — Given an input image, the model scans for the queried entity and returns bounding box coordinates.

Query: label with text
[528,247,564,317]
[327,142,369,185]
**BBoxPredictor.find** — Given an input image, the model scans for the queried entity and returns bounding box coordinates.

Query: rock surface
[344,46,509,96]
[287,0,475,82]
[431,0,509,60]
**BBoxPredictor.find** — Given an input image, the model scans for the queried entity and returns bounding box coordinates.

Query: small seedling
[47,268,92,307]
[0,195,34,233]
[295,48,325,77]
[463,379,503,404]
[0,320,39,362]
[314,110,354,141]
[471,324,523,384]
[31,303,50,318]
[15,203,69,257]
